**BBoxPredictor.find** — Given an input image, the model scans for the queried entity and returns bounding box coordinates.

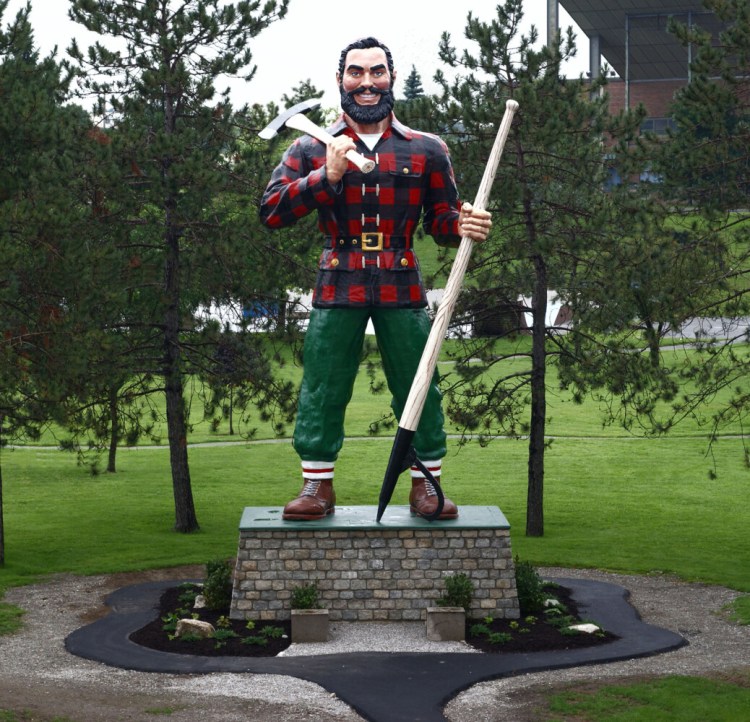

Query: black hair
[337,36,395,77]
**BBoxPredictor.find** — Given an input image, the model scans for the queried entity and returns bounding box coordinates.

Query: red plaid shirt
[259,114,463,308]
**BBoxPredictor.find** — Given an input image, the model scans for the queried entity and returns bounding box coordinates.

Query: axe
[376,98,520,522]
[258,98,376,173]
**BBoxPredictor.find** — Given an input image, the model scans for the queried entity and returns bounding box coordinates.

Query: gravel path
[0,565,747,721]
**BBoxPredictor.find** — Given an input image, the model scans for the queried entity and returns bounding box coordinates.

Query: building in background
[548,1,723,131]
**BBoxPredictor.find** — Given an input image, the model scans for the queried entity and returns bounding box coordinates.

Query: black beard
[340,86,395,124]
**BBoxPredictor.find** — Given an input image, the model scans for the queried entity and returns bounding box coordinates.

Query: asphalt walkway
[65,576,685,721]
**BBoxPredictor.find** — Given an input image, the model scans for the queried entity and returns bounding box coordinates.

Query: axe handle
[399,99,519,432]
[284,113,376,174]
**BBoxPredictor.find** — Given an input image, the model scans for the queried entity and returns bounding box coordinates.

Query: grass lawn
[544,672,750,721]
[3,339,750,591]
[1,433,748,592]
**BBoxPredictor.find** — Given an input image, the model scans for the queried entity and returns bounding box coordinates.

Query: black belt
[327,233,411,251]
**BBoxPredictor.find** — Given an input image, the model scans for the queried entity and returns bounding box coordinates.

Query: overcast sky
[4,0,589,109]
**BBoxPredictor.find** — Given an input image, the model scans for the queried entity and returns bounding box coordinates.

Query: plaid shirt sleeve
[259,137,339,229]
[420,133,462,247]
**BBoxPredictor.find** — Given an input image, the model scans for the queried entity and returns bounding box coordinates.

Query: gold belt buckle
[361,232,384,251]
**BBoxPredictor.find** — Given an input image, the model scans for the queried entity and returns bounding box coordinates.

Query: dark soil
[466,584,619,654]
[129,584,292,657]
[129,582,617,658]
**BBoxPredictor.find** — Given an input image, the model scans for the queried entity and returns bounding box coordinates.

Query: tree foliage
[65,0,293,532]
[0,0,110,561]
[660,0,750,213]
[402,64,425,101]
[401,0,648,535]
[413,0,750,537]
[620,0,750,460]
[558,0,750,457]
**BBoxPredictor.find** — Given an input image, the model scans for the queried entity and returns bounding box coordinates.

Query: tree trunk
[0,426,4,566]
[228,387,234,436]
[161,82,199,533]
[164,205,199,533]
[107,384,119,473]
[526,254,547,537]
[277,291,287,332]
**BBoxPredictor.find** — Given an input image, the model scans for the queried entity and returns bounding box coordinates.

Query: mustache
[346,85,390,97]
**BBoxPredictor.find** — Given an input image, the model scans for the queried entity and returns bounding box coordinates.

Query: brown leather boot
[282,479,336,521]
[409,478,459,520]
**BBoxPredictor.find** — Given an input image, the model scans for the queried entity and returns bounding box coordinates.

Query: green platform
[238,505,510,531]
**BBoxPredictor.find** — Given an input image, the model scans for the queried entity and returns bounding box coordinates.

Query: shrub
[437,573,474,611]
[291,582,320,609]
[515,557,547,615]
[203,558,233,611]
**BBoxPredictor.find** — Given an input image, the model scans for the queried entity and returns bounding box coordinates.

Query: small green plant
[241,635,269,647]
[291,582,321,610]
[203,559,233,611]
[436,573,474,611]
[544,606,565,618]
[216,615,231,629]
[177,632,202,643]
[177,583,199,608]
[545,607,578,630]
[245,620,256,631]
[514,557,547,615]
[260,625,285,639]
[487,631,512,645]
[470,622,491,637]
[161,612,181,633]
[211,627,239,648]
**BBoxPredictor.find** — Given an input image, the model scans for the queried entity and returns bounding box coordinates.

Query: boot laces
[423,479,437,497]
[301,479,321,496]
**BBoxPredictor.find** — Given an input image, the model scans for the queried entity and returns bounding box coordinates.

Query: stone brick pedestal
[230,505,519,622]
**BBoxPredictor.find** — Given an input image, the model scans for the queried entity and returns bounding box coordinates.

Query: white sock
[301,461,334,481]
[410,460,442,481]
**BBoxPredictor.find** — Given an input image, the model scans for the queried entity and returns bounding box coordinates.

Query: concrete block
[291,609,329,643]
[426,607,465,642]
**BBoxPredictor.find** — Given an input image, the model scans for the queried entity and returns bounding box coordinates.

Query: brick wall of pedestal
[230,526,519,622]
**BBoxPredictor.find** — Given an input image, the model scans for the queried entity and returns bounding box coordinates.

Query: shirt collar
[328,113,414,141]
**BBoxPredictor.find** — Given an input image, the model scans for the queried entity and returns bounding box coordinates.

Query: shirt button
[339,239,345,245]
[400,258,409,267]
[331,258,339,267]
[402,167,410,174]
[352,238,358,245]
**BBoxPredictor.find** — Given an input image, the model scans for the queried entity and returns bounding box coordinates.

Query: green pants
[293,307,447,463]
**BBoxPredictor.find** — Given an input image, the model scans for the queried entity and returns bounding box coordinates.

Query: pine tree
[659,0,750,214]
[402,0,647,535]
[402,65,425,100]
[603,0,750,454]
[0,1,107,561]
[67,0,289,532]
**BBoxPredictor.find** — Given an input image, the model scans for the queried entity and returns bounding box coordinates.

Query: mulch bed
[465,584,619,654]
[129,585,292,657]
[129,582,618,658]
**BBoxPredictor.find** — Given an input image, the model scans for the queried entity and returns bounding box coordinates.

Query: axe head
[258,98,322,140]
